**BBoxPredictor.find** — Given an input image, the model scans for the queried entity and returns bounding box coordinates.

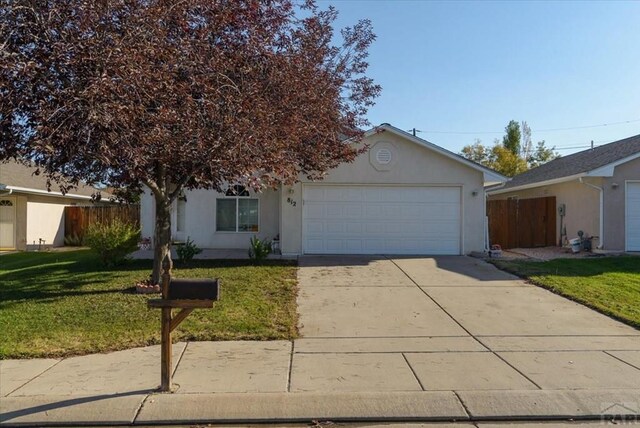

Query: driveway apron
[294,255,640,394]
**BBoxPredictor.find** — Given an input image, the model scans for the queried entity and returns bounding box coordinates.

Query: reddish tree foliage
[0,0,380,282]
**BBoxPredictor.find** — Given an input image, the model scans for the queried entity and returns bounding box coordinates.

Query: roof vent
[376,148,392,164]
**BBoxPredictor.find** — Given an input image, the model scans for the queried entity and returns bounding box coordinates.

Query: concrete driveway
[294,255,640,393]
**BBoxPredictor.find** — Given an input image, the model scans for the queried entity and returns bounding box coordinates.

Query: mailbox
[147,257,220,392]
[148,278,220,309]
[168,278,220,301]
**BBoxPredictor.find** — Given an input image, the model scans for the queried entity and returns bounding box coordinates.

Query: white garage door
[303,185,461,255]
[627,182,640,251]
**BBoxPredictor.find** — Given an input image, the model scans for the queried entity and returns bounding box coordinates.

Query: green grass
[0,250,299,359]
[492,256,640,328]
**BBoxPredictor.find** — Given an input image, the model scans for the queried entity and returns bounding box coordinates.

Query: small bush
[64,233,84,246]
[84,220,140,266]
[176,236,202,263]
[248,236,272,264]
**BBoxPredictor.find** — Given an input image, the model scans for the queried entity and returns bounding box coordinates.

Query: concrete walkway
[2,256,640,426]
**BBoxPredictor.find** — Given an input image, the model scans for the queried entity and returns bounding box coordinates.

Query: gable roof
[489,133,640,194]
[0,161,109,200]
[365,123,508,185]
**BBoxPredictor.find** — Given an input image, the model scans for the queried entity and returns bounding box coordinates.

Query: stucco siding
[26,201,66,247]
[25,194,92,248]
[280,131,486,254]
[603,157,640,250]
[488,179,601,247]
[141,187,280,249]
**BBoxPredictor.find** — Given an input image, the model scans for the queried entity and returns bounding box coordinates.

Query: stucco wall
[488,179,602,247]
[26,201,66,247]
[140,188,280,249]
[280,130,487,255]
[603,157,640,250]
[25,194,91,248]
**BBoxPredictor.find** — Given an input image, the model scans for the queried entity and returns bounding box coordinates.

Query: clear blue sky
[321,0,640,155]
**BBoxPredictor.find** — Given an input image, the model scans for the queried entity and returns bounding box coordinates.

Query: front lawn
[0,250,298,359]
[492,256,640,328]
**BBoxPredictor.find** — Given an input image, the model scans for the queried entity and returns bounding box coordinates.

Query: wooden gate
[487,196,556,249]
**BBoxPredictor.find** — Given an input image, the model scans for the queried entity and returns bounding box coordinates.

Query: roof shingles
[499,133,640,190]
[0,161,105,198]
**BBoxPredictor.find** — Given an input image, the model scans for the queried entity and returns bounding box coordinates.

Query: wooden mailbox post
[148,256,219,392]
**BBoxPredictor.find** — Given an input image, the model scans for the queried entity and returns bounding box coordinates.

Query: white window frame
[216,189,259,233]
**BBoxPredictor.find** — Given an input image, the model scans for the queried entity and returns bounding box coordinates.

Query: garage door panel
[326,222,344,233]
[305,204,324,218]
[303,185,462,255]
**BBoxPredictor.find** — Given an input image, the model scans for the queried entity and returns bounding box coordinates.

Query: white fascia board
[487,173,587,195]
[587,151,640,177]
[6,185,95,200]
[364,124,509,184]
[483,172,509,186]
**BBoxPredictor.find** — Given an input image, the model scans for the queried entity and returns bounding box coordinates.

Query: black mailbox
[168,278,220,301]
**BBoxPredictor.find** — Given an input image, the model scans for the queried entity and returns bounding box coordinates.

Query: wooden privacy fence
[487,196,556,249]
[65,205,140,240]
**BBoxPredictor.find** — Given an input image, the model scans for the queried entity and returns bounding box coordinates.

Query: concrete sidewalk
[2,256,640,426]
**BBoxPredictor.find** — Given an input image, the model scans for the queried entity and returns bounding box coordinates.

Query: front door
[0,198,16,249]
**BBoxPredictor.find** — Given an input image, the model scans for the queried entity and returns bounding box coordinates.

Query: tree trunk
[152,195,172,284]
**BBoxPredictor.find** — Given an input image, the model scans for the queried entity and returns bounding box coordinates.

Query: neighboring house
[140,123,507,255]
[0,161,108,250]
[488,134,640,252]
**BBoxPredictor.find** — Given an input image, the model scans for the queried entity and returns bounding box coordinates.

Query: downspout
[579,177,603,249]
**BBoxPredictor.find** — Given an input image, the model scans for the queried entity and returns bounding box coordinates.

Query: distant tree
[0,1,380,283]
[460,120,559,177]
[528,140,560,168]
[488,144,528,177]
[460,139,490,164]
[520,121,533,160]
[502,120,521,156]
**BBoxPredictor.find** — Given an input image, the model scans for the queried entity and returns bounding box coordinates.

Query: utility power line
[415,118,640,135]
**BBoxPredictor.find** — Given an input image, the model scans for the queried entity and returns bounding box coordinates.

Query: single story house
[140,123,506,256]
[0,161,107,250]
[487,133,640,252]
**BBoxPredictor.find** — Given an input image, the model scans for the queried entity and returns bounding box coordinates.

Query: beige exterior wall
[7,193,89,250]
[488,178,602,247]
[489,156,640,250]
[140,187,280,250]
[603,157,640,251]
[26,201,66,247]
[280,130,487,255]
[27,194,92,249]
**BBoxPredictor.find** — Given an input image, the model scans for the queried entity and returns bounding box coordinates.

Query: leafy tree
[460,120,559,177]
[528,140,559,168]
[502,120,521,156]
[460,139,490,164]
[0,1,380,283]
[487,144,528,177]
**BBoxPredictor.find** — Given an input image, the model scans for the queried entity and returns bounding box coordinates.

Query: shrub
[84,220,140,266]
[176,236,202,264]
[248,236,272,264]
